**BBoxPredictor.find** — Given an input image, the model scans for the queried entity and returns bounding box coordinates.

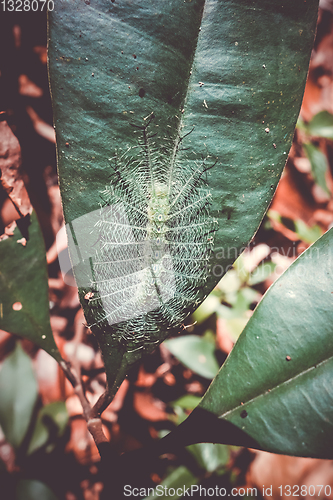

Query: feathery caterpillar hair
[83,115,218,354]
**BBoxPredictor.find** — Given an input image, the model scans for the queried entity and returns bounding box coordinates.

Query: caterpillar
[83,116,218,354]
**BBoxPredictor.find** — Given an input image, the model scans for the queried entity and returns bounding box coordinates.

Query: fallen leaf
[0,121,31,225]
[18,74,43,97]
[26,106,56,143]
[133,392,168,422]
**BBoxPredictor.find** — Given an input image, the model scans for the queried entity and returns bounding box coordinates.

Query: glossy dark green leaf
[27,401,68,455]
[0,211,62,362]
[49,0,318,389]
[0,343,38,449]
[195,228,333,458]
[15,479,59,500]
[165,335,219,379]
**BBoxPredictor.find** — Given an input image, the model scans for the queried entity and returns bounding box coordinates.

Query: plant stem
[59,359,110,450]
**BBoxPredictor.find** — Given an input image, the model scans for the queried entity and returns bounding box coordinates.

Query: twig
[60,358,110,450]
[90,360,128,418]
[59,316,112,457]
[90,389,113,419]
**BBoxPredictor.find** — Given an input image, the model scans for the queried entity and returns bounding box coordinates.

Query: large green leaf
[0,343,38,449]
[48,0,318,389]
[164,334,219,379]
[185,228,333,458]
[0,211,61,362]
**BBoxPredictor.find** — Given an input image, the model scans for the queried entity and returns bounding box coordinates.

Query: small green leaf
[27,401,68,455]
[187,442,229,473]
[170,395,202,411]
[294,219,322,244]
[164,335,219,380]
[229,288,259,314]
[268,211,323,244]
[144,466,198,500]
[0,211,62,362]
[217,270,242,295]
[196,228,333,458]
[248,261,276,286]
[307,111,333,139]
[191,294,221,324]
[224,317,249,341]
[303,142,330,195]
[0,343,38,449]
[15,479,59,500]
[267,210,281,223]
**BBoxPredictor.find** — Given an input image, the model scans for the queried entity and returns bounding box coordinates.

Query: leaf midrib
[219,355,332,419]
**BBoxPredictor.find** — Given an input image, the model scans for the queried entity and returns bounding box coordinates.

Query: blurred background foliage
[0,2,333,499]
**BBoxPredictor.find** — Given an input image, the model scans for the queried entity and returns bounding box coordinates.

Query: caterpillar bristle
[82,116,218,353]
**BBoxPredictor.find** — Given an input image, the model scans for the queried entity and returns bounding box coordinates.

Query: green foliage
[0,211,62,362]
[157,397,230,492]
[144,466,198,500]
[164,334,219,379]
[15,479,59,500]
[303,142,330,195]
[0,343,68,496]
[293,219,323,244]
[247,261,276,286]
[187,442,229,473]
[0,0,329,476]
[169,395,202,411]
[192,252,267,341]
[27,401,69,455]
[298,110,333,139]
[297,110,333,194]
[268,210,322,244]
[0,343,38,449]
[196,227,333,458]
[0,342,69,457]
